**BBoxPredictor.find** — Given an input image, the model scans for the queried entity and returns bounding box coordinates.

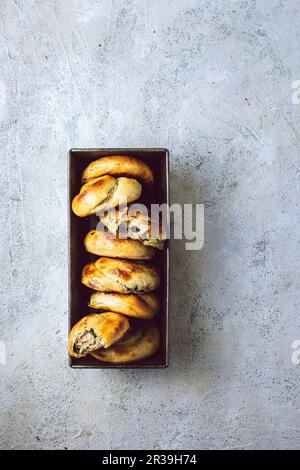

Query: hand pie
[89,292,160,319]
[82,155,154,186]
[100,207,166,250]
[68,312,129,358]
[90,324,160,363]
[84,229,155,260]
[82,257,160,293]
[72,176,142,217]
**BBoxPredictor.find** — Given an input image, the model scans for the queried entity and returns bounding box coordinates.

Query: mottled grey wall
[0,0,300,450]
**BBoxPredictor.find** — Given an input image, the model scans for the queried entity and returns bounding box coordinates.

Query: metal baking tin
[68,148,169,368]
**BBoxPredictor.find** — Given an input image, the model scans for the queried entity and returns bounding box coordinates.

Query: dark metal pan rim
[68,148,169,369]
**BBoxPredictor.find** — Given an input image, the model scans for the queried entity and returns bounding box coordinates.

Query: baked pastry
[89,292,160,319]
[68,312,129,358]
[100,207,166,250]
[90,324,160,363]
[82,257,160,293]
[82,155,154,186]
[72,176,142,217]
[84,229,155,260]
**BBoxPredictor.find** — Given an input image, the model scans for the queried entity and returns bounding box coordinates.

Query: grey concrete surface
[0,0,300,450]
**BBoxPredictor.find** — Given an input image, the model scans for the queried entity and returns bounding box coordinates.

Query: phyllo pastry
[90,324,160,363]
[100,207,166,250]
[89,292,160,319]
[84,229,155,260]
[82,155,154,186]
[82,257,160,293]
[72,176,141,217]
[68,312,129,358]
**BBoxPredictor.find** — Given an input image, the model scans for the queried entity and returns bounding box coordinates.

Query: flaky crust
[68,312,129,358]
[90,324,160,363]
[82,155,154,186]
[102,177,142,212]
[89,292,160,319]
[84,229,155,260]
[100,207,166,250]
[72,175,115,217]
[82,257,160,293]
[72,176,142,217]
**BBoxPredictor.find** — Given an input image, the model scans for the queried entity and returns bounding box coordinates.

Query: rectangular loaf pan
[68,148,169,368]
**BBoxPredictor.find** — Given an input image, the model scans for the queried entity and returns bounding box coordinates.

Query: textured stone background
[1,0,300,450]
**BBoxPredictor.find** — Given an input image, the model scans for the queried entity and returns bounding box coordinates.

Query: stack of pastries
[69,156,166,364]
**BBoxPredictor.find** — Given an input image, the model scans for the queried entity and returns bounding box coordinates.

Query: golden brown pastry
[82,155,154,186]
[100,207,166,250]
[84,229,155,260]
[90,324,160,363]
[71,176,142,217]
[82,257,160,293]
[68,312,129,358]
[89,292,160,319]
